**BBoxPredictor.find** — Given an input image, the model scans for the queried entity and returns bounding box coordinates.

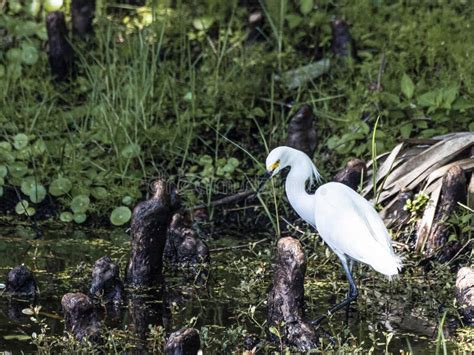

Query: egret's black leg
[311,257,359,326]
[345,259,354,324]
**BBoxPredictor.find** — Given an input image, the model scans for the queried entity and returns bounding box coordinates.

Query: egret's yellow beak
[257,161,280,193]
[268,161,280,173]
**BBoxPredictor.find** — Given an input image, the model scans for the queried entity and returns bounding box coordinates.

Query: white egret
[262,146,402,323]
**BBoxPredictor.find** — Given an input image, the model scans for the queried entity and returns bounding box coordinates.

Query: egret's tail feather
[372,253,402,277]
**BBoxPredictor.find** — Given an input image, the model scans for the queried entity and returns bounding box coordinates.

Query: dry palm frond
[364,132,474,255]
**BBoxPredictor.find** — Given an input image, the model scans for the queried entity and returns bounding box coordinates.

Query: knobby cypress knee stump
[333,159,367,191]
[46,11,73,81]
[285,105,317,157]
[456,267,474,327]
[71,0,96,37]
[425,165,467,261]
[126,180,179,288]
[62,292,101,341]
[90,256,124,306]
[164,327,200,355]
[5,265,37,299]
[267,237,318,351]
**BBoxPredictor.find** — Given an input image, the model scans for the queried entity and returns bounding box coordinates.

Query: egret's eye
[269,160,280,171]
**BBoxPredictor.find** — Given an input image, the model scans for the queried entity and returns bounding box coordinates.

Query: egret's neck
[285,163,316,226]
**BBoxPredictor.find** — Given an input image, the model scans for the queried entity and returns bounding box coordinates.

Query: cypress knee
[455,267,474,326]
[46,12,73,81]
[71,0,96,37]
[333,159,367,191]
[90,256,123,307]
[267,237,318,351]
[62,292,101,341]
[125,180,179,288]
[285,105,317,157]
[164,327,200,355]
[425,165,467,261]
[5,265,37,299]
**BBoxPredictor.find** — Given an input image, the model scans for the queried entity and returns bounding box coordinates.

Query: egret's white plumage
[265,146,401,277]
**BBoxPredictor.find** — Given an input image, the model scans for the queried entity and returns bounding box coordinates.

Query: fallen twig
[209,238,269,253]
[189,190,256,211]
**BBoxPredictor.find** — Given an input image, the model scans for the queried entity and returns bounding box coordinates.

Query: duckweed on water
[0,228,471,353]
[1,1,473,224]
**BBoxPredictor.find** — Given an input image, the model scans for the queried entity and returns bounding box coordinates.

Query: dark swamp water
[0,226,461,353]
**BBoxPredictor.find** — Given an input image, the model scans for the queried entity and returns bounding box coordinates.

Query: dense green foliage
[1,0,473,226]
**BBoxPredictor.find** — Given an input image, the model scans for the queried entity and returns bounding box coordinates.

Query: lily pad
[0,165,7,178]
[21,177,46,203]
[91,186,108,200]
[8,162,28,178]
[49,177,72,196]
[59,211,73,222]
[21,44,39,66]
[122,195,133,205]
[110,206,132,226]
[6,48,22,62]
[29,184,46,203]
[73,213,87,224]
[70,195,90,213]
[13,133,28,150]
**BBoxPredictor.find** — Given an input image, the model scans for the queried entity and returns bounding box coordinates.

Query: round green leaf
[8,0,22,13]
[7,63,22,79]
[20,176,36,195]
[8,162,28,178]
[227,157,239,168]
[21,44,39,65]
[16,21,37,37]
[21,177,47,203]
[49,177,72,196]
[70,195,90,213]
[14,134,29,150]
[44,0,63,11]
[91,186,108,200]
[6,48,22,62]
[300,0,314,15]
[32,139,46,156]
[192,17,214,31]
[15,200,29,215]
[110,206,132,226]
[29,184,46,203]
[26,207,36,216]
[0,165,7,178]
[0,142,12,152]
[122,195,133,205]
[60,211,73,222]
[28,0,41,16]
[73,213,87,224]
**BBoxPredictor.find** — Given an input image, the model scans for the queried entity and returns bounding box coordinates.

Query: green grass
[0,1,473,226]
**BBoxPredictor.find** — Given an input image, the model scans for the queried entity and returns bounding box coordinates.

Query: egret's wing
[314,182,401,275]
